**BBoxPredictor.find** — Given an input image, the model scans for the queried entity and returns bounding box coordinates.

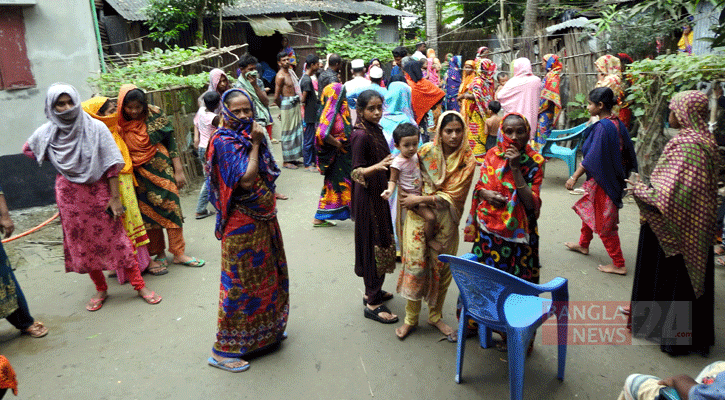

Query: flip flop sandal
[86,296,107,312]
[153,256,169,267]
[140,291,162,305]
[313,221,337,228]
[364,304,398,324]
[146,264,169,276]
[362,291,394,305]
[24,321,48,338]
[275,193,289,200]
[207,357,250,373]
[195,209,215,220]
[174,257,205,267]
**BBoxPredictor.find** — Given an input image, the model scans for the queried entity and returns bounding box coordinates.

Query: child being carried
[381,123,442,252]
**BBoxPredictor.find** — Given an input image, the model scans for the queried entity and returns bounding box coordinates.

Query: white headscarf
[27,83,124,184]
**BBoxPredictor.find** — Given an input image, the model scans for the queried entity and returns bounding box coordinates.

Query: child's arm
[381,167,400,199]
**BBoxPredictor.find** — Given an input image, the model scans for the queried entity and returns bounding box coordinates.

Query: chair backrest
[440,254,546,327]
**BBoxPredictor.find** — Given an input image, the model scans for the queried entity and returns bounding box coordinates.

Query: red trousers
[89,268,145,292]
[579,221,625,269]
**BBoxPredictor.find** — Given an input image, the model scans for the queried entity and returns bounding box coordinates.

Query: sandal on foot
[86,296,107,312]
[207,357,250,373]
[313,221,337,228]
[362,291,394,305]
[195,209,215,220]
[140,291,162,305]
[364,304,398,324]
[147,264,169,276]
[24,321,48,338]
[153,256,169,267]
[174,257,205,267]
[275,193,289,200]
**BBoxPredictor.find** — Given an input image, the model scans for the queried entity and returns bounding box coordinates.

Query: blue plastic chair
[439,253,569,400]
[540,123,588,177]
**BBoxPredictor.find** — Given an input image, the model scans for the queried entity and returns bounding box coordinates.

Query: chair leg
[567,157,576,178]
[479,326,492,348]
[507,328,530,400]
[455,308,468,384]
[557,318,567,380]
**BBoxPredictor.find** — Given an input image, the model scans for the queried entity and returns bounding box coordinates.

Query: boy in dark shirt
[300,54,321,171]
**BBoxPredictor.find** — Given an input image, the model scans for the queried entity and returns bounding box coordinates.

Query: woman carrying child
[565,87,637,275]
[396,111,476,340]
[313,82,353,226]
[351,90,397,324]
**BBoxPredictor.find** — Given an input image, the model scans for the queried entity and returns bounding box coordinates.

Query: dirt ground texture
[3,121,725,400]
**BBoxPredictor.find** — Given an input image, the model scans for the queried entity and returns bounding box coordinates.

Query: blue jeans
[195,147,210,214]
[5,268,34,331]
[303,122,317,167]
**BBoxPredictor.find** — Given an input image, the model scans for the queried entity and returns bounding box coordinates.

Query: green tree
[143,0,232,45]
[316,16,398,62]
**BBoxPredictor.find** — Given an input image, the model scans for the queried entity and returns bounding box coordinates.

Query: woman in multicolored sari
[627,91,717,356]
[313,83,353,226]
[444,55,462,112]
[117,84,205,268]
[395,111,476,340]
[594,55,623,114]
[534,54,563,151]
[82,97,167,277]
[463,58,497,161]
[457,60,476,127]
[206,89,289,372]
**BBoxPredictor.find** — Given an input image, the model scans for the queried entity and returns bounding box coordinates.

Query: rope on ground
[2,212,60,244]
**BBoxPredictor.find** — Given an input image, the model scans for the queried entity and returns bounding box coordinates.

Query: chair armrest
[547,132,582,142]
[529,277,568,294]
[460,253,478,261]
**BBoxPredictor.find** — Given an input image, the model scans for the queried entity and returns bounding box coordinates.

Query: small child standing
[193,91,221,219]
[483,100,502,150]
[381,123,442,252]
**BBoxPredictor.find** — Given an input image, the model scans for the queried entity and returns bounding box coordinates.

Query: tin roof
[105,0,415,21]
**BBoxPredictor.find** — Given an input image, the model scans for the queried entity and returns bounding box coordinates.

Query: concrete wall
[0,0,101,156]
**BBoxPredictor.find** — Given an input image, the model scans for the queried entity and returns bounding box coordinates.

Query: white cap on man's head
[369,66,383,79]
[351,59,365,69]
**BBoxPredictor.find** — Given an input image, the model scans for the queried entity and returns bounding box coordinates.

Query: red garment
[579,221,625,268]
[406,73,445,125]
[89,268,145,292]
[0,355,17,396]
[574,179,624,268]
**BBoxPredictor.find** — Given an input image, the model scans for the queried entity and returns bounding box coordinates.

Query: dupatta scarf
[117,84,164,167]
[496,58,542,139]
[465,113,545,244]
[469,58,497,117]
[444,56,462,112]
[82,97,133,176]
[315,83,352,173]
[540,54,563,111]
[404,60,445,125]
[380,81,416,152]
[207,89,280,239]
[419,110,477,220]
[27,83,123,184]
[633,91,718,298]
[594,55,624,100]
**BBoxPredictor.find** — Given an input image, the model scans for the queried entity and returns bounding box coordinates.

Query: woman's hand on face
[251,122,266,146]
[0,215,14,238]
[175,171,187,189]
[504,146,521,168]
[107,197,124,219]
[481,189,507,208]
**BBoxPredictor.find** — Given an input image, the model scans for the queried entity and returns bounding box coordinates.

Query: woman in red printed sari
[206,89,289,372]
[464,58,497,160]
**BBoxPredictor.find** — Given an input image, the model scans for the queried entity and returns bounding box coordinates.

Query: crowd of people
[2,36,725,398]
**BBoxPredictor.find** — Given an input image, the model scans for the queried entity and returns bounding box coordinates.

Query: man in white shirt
[344,59,370,122]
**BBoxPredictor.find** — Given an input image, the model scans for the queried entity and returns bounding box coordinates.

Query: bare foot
[367,303,397,322]
[564,242,589,255]
[428,319,457,341]
[428,240,444,253]
[211,353,249,370]
[395,323,417,340]
[597,263,627,275]
[275,192,289,200]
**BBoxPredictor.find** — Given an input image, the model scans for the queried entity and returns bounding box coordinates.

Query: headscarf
[594,55,623,100]
[459,60,476,97]
[237,73,273,124]
[469,58,497,117]
[117,84,158,167]
[365,58,386,88]
[208,68,227,95]
[464,113,545,243]
[380,81,416,152]
[27,83,124,184]
[206,89,280,239]
[404,60,445,125]
[633,91,718,298]
[580,116,637,208]
[81,97,133,176]
[316,83,352,148]
[496,58,542,139]
[540,54,563,110]
[444,56,462,112]
[426,49,441,86]
[476,46,489,59]
[419,110,476,219]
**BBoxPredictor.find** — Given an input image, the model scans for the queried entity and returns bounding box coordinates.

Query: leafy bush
[316,16,398,63]
[89,46,210,97]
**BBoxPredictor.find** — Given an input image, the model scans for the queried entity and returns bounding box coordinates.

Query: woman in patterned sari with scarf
[462,58,497,161]
[444,56,462,112]
[534,54,563,151]
[395,111,476,340]
[117,84,205,268]
[594,55,624,115]
[457,60,476,127]
[206,89,289,372]
[627,91,717,356]
[313,83,353,226]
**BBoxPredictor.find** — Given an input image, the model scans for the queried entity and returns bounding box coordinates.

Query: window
[0,6,35,89]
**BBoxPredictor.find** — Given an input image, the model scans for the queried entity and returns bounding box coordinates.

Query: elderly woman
[25,84,161,311]
[395,111,476,340]
[627,91,717,356]
[206,89,289,372]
